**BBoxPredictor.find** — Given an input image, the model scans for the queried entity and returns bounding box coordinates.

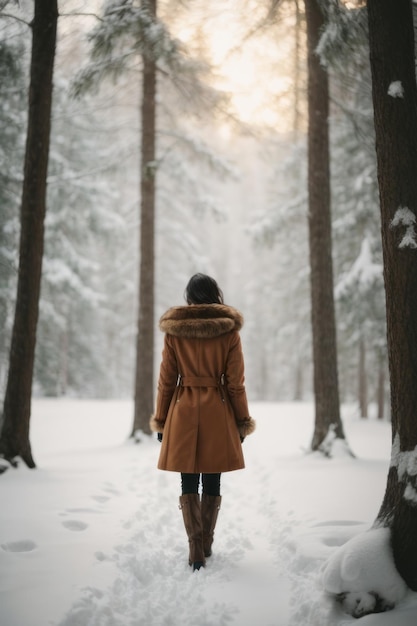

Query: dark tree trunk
[358,336,368,418]
[132,0,157,438]
[0,0,58,469]
[304,0,348,454]
[376,357,385,420]
[368,0,417,590]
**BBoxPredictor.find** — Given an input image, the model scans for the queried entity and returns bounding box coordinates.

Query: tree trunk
[293,0,302,136]
[368,0,417,590]
[376,356,385,420]
[358,336,368,418]
[0,0,58,469]
[293,357,303,401]
[132,0,157,438]
[304,0,348,454]
[59,326,68,396]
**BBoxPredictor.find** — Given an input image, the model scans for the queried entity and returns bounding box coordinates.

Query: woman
[150,273,255,571]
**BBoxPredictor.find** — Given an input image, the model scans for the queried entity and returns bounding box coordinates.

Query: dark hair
[185,273,224,305]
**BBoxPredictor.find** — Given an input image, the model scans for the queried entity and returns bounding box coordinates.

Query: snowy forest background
[0,0,386,412]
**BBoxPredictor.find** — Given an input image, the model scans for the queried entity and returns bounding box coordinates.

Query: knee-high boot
[179,494,205,571]
[201,494,222,558]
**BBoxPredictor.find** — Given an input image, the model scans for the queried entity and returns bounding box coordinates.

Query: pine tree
[71,0,231,421]
[304,0,351,456]
[132,0,157,437]
[368,0,417,589]
[0,0,58,469]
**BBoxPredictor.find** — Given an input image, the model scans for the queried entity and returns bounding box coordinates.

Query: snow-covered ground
[1,399,417,626]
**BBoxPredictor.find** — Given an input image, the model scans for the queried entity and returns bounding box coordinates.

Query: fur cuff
[150,414,165,434]
[237,417,256,438]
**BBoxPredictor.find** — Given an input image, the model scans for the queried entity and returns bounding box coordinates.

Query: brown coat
[150,304,255,473]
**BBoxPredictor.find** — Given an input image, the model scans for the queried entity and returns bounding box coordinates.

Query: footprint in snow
[95,551,112,562]
[64,507,101,514]
[312,520,363,528]
[1,539,37,552]
[102,482,120,496]
[91,495,110,503]
[62,520,89,532]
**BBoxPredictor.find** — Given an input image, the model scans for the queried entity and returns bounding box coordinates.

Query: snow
[322,527,407,615]
[390,434,417,505]
[391,433,417,479]
[1,399,417,626]
[388,81,404,98]
[390,207,417,249]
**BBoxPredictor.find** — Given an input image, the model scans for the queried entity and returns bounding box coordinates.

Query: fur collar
[159,304,243,339]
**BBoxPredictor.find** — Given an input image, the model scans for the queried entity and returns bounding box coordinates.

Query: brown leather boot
[179,494,206,571]
[201,494,222,558]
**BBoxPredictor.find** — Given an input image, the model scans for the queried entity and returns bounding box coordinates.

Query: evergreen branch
[70,1,181,97]
[70,51,137,98]
[317,2,368,69]
[157,129,237,178]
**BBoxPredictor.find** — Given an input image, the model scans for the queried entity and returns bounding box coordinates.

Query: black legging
[181,473,221,496]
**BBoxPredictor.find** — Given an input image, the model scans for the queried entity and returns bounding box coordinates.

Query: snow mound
[321,527,407,617]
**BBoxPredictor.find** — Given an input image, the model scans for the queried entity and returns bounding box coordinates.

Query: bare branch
[58,12,104,22]
[0,12,31,27]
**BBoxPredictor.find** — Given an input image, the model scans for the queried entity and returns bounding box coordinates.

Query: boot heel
[193,561,204,571]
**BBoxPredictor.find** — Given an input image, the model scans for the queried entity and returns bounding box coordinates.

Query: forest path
[56,434,293,626]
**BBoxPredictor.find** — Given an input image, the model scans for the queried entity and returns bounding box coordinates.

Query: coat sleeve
[225,331,255,438]
[150,335,178,433]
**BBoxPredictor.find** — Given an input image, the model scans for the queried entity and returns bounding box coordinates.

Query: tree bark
[376,357,385,420]
[304,0,348,453]
[293,357,303,401]
[368,0,417,590]
[0,0,58,468]
[132,0,157,437]
[293,0,303,136]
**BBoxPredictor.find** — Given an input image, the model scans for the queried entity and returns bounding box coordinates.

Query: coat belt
[180,376,220,387]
